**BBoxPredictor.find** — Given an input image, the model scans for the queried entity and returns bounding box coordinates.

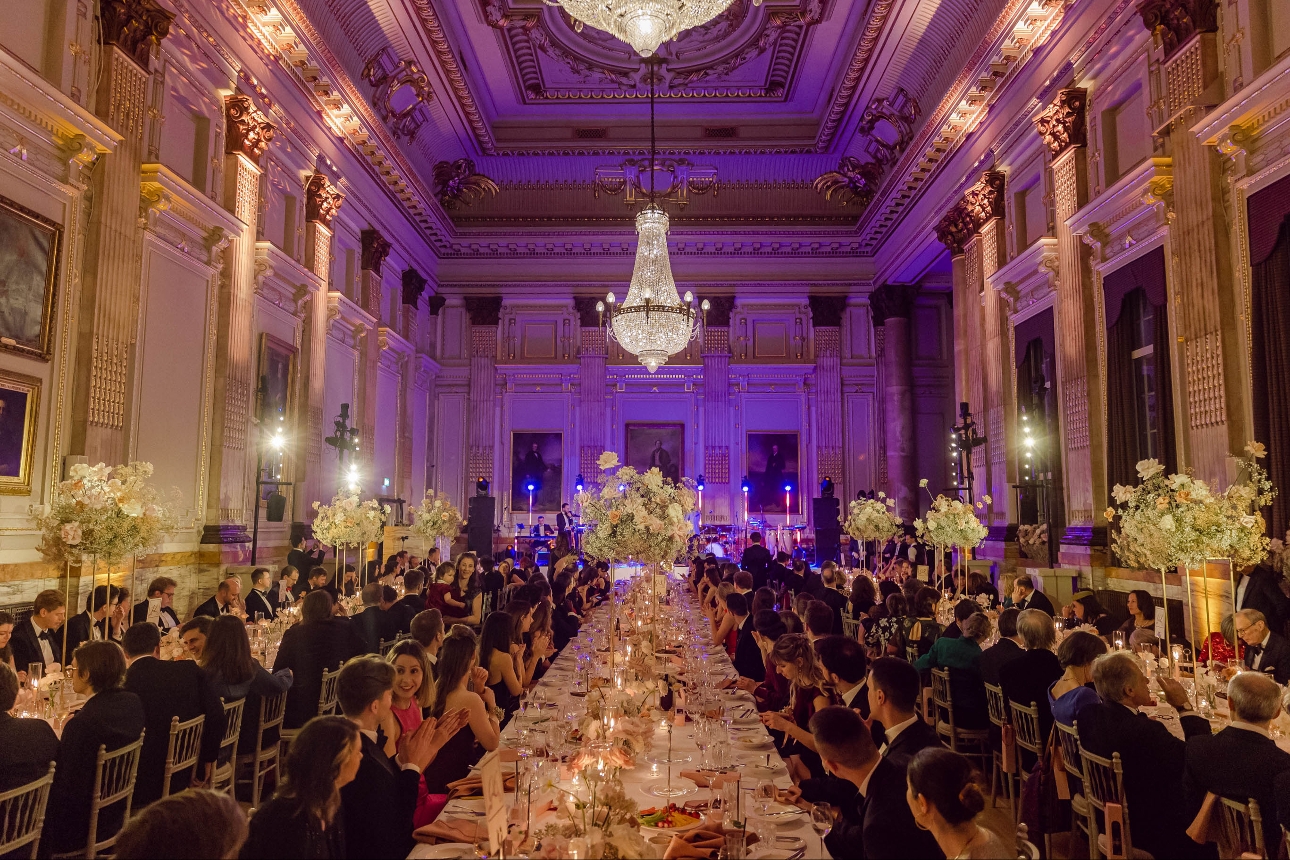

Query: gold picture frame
[0,369,40,495]
[0,195,61,360]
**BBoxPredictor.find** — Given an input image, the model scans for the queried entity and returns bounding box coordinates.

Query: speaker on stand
[812,496,841,564]
[467,496,495,558]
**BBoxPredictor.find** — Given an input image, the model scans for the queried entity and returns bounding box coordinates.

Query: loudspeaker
[812,497,840,526]
[467,496,495,557]
[812,497,842,564]
[265,492,287,522]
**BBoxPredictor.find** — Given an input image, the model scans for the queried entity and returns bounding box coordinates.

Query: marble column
[295,173,342,524]
[70,0,171,465]
[357,230,392,478]
[577,319,608,482]
[464,297,501,501]
[870,284,918,522]
[203,94,274,544]
[809,296,846,507]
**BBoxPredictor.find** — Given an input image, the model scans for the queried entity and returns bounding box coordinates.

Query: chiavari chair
[159,714,206,799]
[0,764,54,859]
[210,697,244,796]
[51,733,146,859]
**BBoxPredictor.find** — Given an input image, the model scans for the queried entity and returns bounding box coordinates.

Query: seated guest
[1063,590,1117,638]
[65,584,124,653]
[1183,671,1290,854]
[242,717,360,859]
[122,623,225,806]
[1236,607,1290,683]
[193,577,242,619]
[549,573,582,650]
[273,590,366,729]
[339,657,470,860]
[424,562,455,614]
[774,553,802,597]
[902,587,943,660]
[728,592,765,682]
[480,611,524,725]
[735,610,790,713]
[999,609,1062,746]
[1118,589,1157,640]
[780,609,804,635]
[803,601,835,643]
[270,566,298,612]
[243,567,276,622]
[809,706,944,859]
[1010,574,1054,615]
[906,747,1011,859]
[816,567,849,634]
[299,566,331,599]
[1199,612,1241,666]
[1048,630,1106,728]
[130,576,181,631]
[977,607,1023,686]
[1078,651,1210,860]
[384,640,447,828]
[424,627,500,795]
[352,583,394,654]
[750,586,777,618]
[201,616,292,764]
[394,570,426,626]
[442,554,482,626]
[849,574,879,621]
[42,641,146,857]
[732,570,754,596]
[0,663,58,791]
[761,634,832,778]
[115,789,247,860]
[940,599,978,640]
[865,593,907,657]
[965,572,999,610]
[914,612,991,729]
[410,609,445,677]
[815,635,869,714]
[379,585,408,635]
[178,616,212,661]
[867,657,942,762]
[9,589,65,673]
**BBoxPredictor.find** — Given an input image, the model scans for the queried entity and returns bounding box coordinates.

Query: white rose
[1159,513,1175,532]
[1136,459,1164,479]
[121,499,144,517]
[919,479,929,488]
[597,451,620,471]
[61,522,82,545]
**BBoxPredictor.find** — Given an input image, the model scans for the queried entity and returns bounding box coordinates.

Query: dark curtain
[1104,290,1175,492]
[1251,217,1290,541]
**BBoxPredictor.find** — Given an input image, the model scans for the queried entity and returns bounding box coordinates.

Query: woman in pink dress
[383,639,447,827]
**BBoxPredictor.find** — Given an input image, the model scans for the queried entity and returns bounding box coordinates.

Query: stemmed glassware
[811,803,834,857]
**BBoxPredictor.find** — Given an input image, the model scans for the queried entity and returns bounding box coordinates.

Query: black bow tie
[39,630,55,642]
[1248,644,1264,655]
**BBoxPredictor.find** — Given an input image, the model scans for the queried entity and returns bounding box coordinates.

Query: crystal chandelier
[596,64,707,373]
[546,0,748,57]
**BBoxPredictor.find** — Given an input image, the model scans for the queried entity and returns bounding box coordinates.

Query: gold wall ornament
[812,156,884,208]
[433,159,500,209]
[1034,88,1088,158]
[97,0,172,69]
[223,95,276,165]
[934,202,976,257]
[361,47,434,141]
[593,158,717,207]
[359,229,392,275]
[1135,0,1218,60]
[304,173,344,227]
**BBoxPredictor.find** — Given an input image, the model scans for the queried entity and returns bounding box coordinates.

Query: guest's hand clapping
[469,666,489,693]
[400,712,457,771]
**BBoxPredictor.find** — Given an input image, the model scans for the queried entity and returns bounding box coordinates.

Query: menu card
[477,749,507,853]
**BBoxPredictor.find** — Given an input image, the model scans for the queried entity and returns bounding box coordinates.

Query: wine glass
[755,779,776,816]
[810,803,833,857]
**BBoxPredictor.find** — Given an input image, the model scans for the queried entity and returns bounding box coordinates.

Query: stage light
[783,483,792,492]
[527,483,535,492]
[575,473,585,492]
[476,477,490,496]
[696,474,706,491]
[740,476,750,493]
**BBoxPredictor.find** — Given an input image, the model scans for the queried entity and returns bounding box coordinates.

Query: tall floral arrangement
[311,492,389,548]
[914,491,989,551]
[1192,443,1275,569]
[576,452,697,565]
[1105,459,1209,572]
[842,493,902,543]
[35,462,176,566]
[408,491,463,542]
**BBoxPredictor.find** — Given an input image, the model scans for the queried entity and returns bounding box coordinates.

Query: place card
[477,750,507,853]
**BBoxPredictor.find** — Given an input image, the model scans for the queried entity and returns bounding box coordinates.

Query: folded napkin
[444,773,517,799]
[413,818,483,845]
[662,827,760,860]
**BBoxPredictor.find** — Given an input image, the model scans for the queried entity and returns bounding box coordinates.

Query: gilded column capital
[224,95,275,165]
[360,228,392,275]
[1135,0,1217,59]
[868,283,918,326]
[305,173,344,226]
[1034,88,1088,158]
[401,267,428,307]
[964,171,1006,228]
[935,203,975,257]
[98,0,172,69]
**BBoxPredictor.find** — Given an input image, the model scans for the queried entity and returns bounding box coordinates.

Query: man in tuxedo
[339,657,470,860]
[1236,608,1290,683]
[740,532,772,591]
[192,576,242,619]
[977,607,1023,685]
[378,586,409,636]
[352,583,393,653]
[393,569,426,628]
[121,623,225,806]
[1183,671,1290,853]
[0,663,58,791]
[728,592,765,682]
[270,566,298,612]
[294,566,329,600]
[65,584,123,654]
[1235,564,1290,635]
[816,566,849,634]
[285,535,325,579]
[556,503,574,537]
[1010,573,1055,615]
[867,657,942,764]
[10,589,65,673]
[1078,651,1211,859]
[130,576,181,631]
[769,552,797,595]
[410,609,445,678]
[244,567,277,622]
[810,706,944,859]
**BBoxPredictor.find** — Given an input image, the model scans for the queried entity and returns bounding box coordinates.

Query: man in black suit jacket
[65,584,122,655]
[1078,652,1211,860]
[1236,608,1290,683]
[1183,671,1290,853]
[1236,564,1290,635]
[728,593,765,682]
[1011,573,1054,615]
[353,583,395,653]
[816,566,850,635]
[42,641,146,857]
[273,592,367,729]
[740,532,773,591]
[866,657,943,764]
[130,576,181,631]
[0,664,58,791]
[393,569,426,630]
[193,576,242,620]
[811,706,944,859]
[338,657,471,860]
[10,589,65,672]
[286,535,325,579]
[977,608,1024,685]
[121,623,225,806]
[243,567,277,622]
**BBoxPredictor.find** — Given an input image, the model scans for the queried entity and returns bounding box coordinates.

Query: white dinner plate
[407,842,479,859]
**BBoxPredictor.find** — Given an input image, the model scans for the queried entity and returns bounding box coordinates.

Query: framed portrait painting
[747,432,799,515]
[0,370,40,495]
[625,423,684,483]
[0,195,60,360]
[512,431,562,515]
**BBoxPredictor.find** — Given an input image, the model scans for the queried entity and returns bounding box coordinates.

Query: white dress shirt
[878,714,919,756]
[1251,630,1272,670]
[30,617,55,666]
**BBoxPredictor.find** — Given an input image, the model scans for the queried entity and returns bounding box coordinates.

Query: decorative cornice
[223,94,275,165]
[98,0,173,70]
[361,47,433,141]
[868,283,918,325]
[433,159,500,210]
[1034,88,1088,158]
[304,172,344,226]
[360,228,392,274]
[813,157,884,208]
[1136,0,1218,60]
[402,267,428,307]
[407,0,495,152]
[816,0,897,149]
[593,159,718,207]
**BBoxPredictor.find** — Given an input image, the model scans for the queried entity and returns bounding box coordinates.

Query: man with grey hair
[1183,671,1290,852]
[1078,652,1210,859]
[999,608,1063,753]
[1235,608,1290,684]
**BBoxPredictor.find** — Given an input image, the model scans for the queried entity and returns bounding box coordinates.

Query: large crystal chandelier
[546,0,745,57]
[595,63,707,373]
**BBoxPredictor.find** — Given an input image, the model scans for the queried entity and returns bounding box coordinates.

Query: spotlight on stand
[820,476,835,498]
[696,475,706,492]
[575,473,585,492]
[476,477,490,496]
[740,476,751,494]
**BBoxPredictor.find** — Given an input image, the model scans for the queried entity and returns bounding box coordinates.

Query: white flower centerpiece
[408,490,463,558]
[842,493,903,574]
[312,491,390,587]
[914,485,989,594]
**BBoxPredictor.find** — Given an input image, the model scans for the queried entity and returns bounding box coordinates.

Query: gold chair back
[319,665,343,716]
[1078,745,1135,858]
[0,765,54,859]
[210,698,244,796]
[1008,700,1043,756]
[160,714,206,799]
[984,682,1008,728]
[54,734,146,859]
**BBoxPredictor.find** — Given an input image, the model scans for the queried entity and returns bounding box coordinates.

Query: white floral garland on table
[842,493,903,543]
[576,451,697,565]
[407,491,463,542]
[35,461,176,566]
[1105,458,1208,571]
[914,488,989,551]
[311,491,389,548]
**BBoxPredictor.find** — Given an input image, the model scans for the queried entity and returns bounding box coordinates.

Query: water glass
[27,663,42,688]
